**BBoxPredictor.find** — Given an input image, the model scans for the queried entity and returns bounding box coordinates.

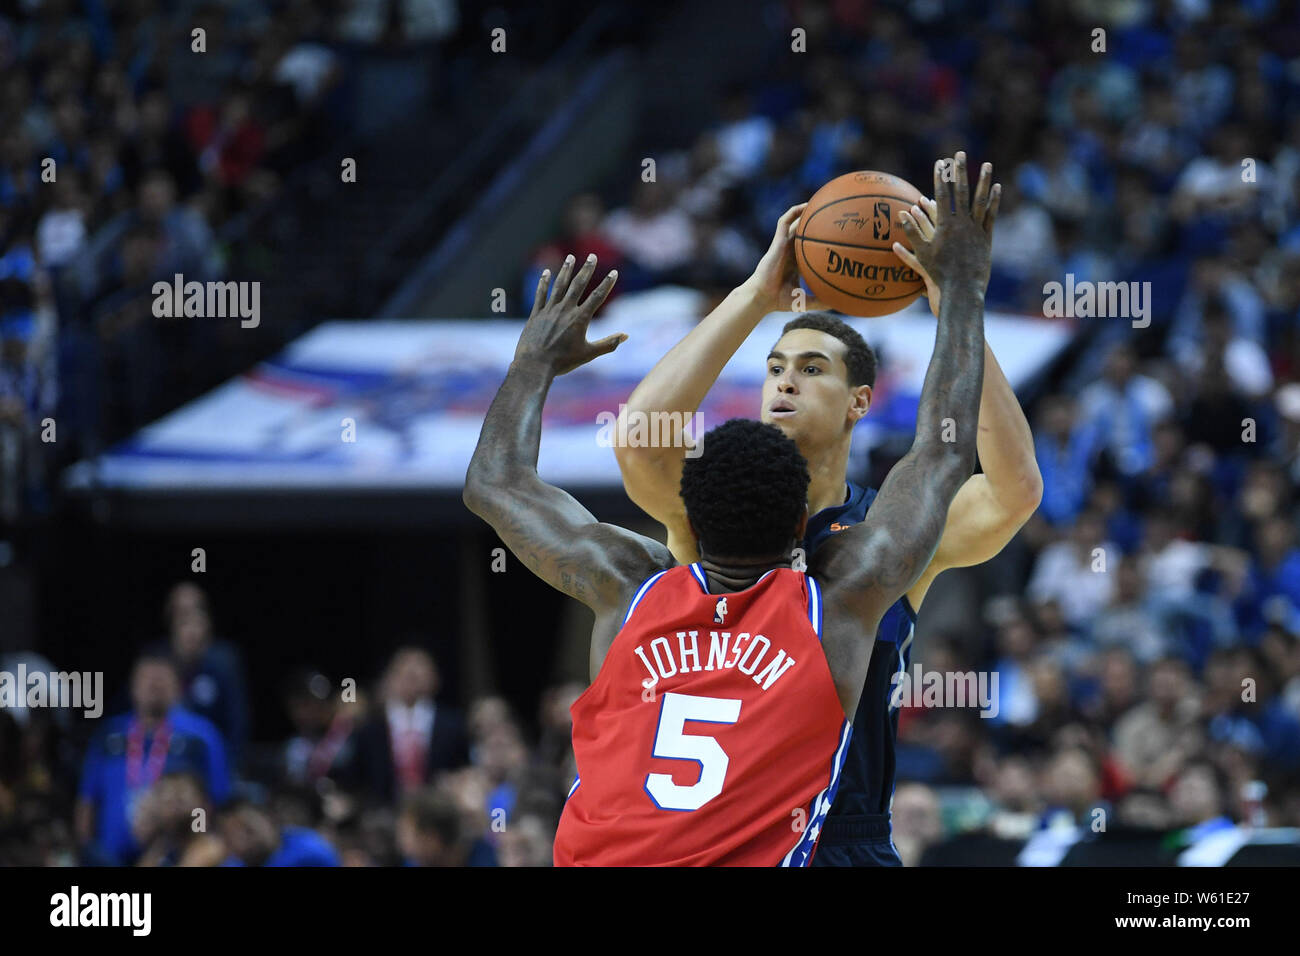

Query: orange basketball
[795,170,925,317]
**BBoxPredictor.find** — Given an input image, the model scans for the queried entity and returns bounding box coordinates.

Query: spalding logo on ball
[795,170,925,317]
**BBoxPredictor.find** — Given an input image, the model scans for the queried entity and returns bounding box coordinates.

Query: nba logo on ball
[796,171,926,317]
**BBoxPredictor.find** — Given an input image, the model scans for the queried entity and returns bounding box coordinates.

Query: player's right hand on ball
[513,253,626,376]
[745,202,829,314]
[893,152,1000,301]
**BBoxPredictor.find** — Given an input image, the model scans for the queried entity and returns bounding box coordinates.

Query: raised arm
[890,171,1043,608]
[814,153,993,704]
[614,204,814,561]
[463,255,674,624]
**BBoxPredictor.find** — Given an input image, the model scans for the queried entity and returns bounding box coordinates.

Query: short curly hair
[680,419,810,558]
[779,312,877,387]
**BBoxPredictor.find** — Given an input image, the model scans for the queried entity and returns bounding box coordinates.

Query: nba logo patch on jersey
[714,597,728,624]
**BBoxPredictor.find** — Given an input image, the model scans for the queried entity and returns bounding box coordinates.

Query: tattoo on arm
[465,358,670,612]
[816,284,986,619]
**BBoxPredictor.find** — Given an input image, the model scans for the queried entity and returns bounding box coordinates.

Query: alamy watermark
[1043,274,1150,328]
[596,404,705,458]
[0,665,103,718]
[889,665,999,718]
[152,273,260,328]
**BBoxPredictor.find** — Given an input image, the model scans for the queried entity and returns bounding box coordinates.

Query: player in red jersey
[463,154,993,865]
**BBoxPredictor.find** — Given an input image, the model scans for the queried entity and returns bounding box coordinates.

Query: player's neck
[804,439,852,516]
[697,554,790,593]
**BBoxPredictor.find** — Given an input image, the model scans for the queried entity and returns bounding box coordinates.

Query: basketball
[795,170,926,317]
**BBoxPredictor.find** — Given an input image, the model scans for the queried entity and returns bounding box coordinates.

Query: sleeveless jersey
[553,563,851,866]
[804,482,917,821]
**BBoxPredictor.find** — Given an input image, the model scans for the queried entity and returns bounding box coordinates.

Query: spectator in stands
[601,181,695,290]
[1167,761,1236,843]
[890,782,943,868]
[282,668,358,790]
[396,786,495,867]
[472,718,529,828]
[75,654,231,865]
[496,811,553,867]
[1027,509,1117,630]
[986,599,1042,728]
[1203,648,1300,770]
[133,169,218,280]
[1034,394,1101,526]
[1077,344,1174,478]
[219,799,340,866]
[149,582,250,769]
[1082,648,1142,730]
[1234,514,1300,640]
[1113,656,1202,789]
[1173,296,1273,400]
[712,87,772,180]
[131,771,217,867]
[1091,556,1167,662]
[354,646,469,804]
[524,193,623,307]
[1038,746,1104,831]
[535,682,581,786]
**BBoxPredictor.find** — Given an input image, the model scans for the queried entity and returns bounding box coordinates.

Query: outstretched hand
[514,253,625,376]
[893,152,1001,316]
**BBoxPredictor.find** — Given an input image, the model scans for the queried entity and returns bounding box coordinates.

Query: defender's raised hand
[893,159,1001,318]
[514,253,625,376]
[893,152,1000,305]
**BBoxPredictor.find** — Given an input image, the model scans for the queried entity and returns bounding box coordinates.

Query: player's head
[762,312,875,454]
[680,419,809,562]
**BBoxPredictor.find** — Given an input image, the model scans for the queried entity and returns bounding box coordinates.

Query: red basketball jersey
[553,563,851,867]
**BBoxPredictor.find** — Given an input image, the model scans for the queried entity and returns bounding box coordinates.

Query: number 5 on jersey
[645,692,742,811]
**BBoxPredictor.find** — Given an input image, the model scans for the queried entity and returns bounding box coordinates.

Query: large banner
[65,292,1072,492]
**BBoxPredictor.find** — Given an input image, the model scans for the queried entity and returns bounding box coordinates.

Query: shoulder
[204,641,245,671]
[274,827,340,867]
[589,524,677,600]
[86,714,130,750]
[172,707,224,743]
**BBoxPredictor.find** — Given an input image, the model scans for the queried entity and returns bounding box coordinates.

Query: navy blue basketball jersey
[803,482,916,824]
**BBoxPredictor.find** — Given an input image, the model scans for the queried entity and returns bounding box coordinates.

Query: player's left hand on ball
[514,253,626,376]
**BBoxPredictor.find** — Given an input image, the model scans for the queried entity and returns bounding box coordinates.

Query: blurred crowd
[0,0,431,523]
[529,0,1300,328]
[1,581,571,866]
[5,0,1300,865]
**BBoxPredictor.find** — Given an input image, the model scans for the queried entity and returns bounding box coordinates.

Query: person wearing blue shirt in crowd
[147,582,251,769]
[1034,394,1103,526]
[397,788,497,867]
[219,801,341,866]
[76,654,232,865]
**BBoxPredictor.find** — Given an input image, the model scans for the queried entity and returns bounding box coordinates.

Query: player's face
[761,329,867,451]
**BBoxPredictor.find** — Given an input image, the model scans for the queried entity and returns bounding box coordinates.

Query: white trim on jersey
[778,718,853,868]
[806,576,823,639]
[622,570,670,627]
[891,624,916,711]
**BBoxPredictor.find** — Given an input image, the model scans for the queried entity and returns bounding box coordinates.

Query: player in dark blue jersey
[614,154,1042,866]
